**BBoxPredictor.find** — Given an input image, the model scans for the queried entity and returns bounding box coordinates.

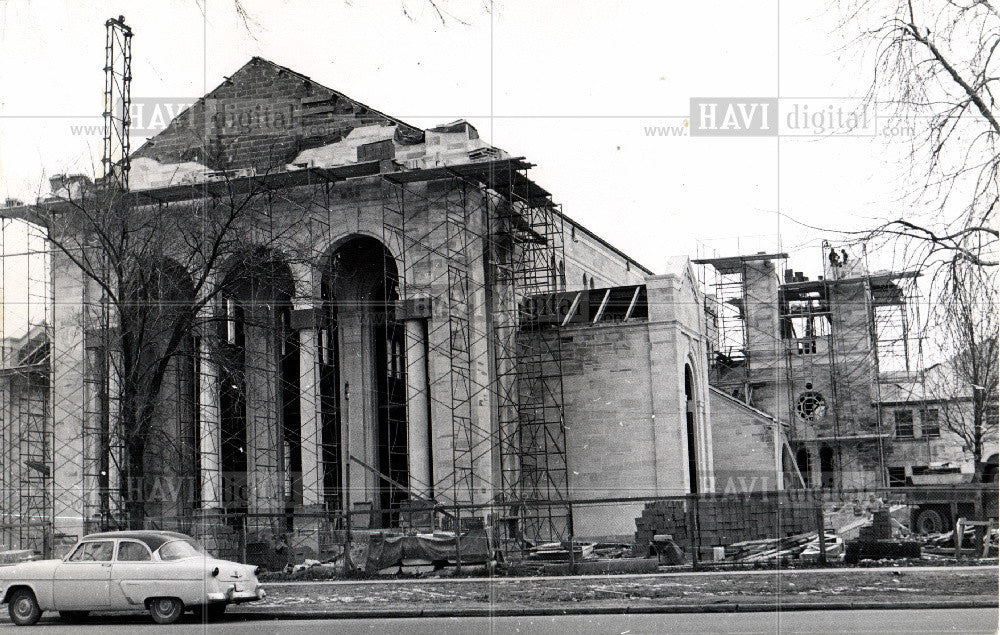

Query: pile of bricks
[857,509,892,540]
[635,500,694,554]
[634,493,820,556]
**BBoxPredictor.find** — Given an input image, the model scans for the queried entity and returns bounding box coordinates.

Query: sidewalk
[232,565,999,618]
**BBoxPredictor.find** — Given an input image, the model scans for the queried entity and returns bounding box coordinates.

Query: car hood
[0,558,60,578]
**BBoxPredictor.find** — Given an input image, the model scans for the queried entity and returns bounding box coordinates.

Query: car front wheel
[149,597,183,624]
[8,589,41,626]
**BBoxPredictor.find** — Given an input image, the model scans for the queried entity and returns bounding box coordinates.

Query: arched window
[684,364,699,494]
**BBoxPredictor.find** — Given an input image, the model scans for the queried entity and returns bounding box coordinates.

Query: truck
[902,468,998,534]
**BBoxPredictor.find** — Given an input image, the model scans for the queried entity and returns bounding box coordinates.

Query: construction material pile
[634,493,820,556]
[918,524,998,558]
[722,530,844,564]
[523,541,632,562]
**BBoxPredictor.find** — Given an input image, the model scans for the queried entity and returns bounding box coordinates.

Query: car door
[53,540,114,610]
[110,540,155,609]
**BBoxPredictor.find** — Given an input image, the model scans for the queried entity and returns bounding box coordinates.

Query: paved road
[2,608,996,634]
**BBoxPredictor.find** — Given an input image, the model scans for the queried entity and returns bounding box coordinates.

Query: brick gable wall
[133,57,419,172]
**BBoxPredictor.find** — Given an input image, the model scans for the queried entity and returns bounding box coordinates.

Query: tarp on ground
[365,529,490,572]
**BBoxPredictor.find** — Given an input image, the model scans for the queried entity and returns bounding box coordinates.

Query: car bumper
[207,585,265,604]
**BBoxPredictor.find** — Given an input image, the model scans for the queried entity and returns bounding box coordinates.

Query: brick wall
[634,492,819,555]
[133,57,417,172]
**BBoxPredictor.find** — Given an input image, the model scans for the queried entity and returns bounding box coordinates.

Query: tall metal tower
[102,16,132,191]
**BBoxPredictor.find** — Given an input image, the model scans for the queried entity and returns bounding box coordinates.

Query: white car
[0,530,265,625]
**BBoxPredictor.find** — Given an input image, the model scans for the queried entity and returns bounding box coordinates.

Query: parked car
[0,530,265,625]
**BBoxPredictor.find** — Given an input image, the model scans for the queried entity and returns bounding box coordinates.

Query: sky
[0,0,936,333]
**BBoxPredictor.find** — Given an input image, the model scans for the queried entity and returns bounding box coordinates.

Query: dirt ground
[240,567,998,613]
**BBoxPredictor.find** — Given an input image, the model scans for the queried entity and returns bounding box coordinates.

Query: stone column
[298,324,324,508]
[244,317,282,536]
[198,337,222,509]
[404,319,432,498]
[340,313,368,515]
[292,313,326,559]
[51,252,87,554]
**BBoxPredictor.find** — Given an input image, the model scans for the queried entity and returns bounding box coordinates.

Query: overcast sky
[0,0,923,279]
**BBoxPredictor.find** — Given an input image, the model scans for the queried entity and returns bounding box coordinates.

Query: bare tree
[829,3,998,469]
[838,0,998,271]
[27,169,298,529]
[925,261,998,473]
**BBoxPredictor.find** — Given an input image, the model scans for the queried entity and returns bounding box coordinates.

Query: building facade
[0,58,788,557]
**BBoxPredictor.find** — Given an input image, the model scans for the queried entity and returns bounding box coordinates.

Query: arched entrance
[217,249,296,530]
[120,258,198,529]
[796,447,812,487]
[322,236,408,527]
[819,445,835,489]
[684,364,699,494]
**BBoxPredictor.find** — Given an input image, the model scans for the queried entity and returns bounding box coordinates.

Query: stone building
[0,58,786,557]
[696,250,995,490]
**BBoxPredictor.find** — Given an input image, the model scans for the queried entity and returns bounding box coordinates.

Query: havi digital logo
[689,98,778,137]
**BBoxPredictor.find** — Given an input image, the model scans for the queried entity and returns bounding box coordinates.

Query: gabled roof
[132,57,423,171]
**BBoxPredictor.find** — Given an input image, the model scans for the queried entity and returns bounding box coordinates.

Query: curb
[228,599,999,620]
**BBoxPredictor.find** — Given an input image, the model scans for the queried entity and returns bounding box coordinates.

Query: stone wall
[559,321,658,539]
[548,263,717,540]
[562,217,648,291]
[710,387,783,494]
[634,492,820,555]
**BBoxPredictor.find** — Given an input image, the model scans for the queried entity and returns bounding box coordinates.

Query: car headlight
[253,566,260,577]
[211,567,220,577]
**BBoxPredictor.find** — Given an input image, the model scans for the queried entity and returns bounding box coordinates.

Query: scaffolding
[102,16,132,192]
[695,243,927,489]
[381,159,570,550]
[3,62,572,558]
[779,243,925,487]
[503,194,570,547]
[0,217,54,555]
[694,252,788,409]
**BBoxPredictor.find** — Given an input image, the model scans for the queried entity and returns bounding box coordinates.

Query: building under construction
[695,247,984,492]
[0,56,793,560]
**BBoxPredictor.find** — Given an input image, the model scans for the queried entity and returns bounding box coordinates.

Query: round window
[795,391,827,421]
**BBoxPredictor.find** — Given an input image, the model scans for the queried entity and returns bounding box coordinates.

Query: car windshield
[157,539,207,561]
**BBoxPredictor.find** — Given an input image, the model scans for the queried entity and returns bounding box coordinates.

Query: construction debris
[525,542,594,562]
[722,530,842,564]
[365,528,491,574]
